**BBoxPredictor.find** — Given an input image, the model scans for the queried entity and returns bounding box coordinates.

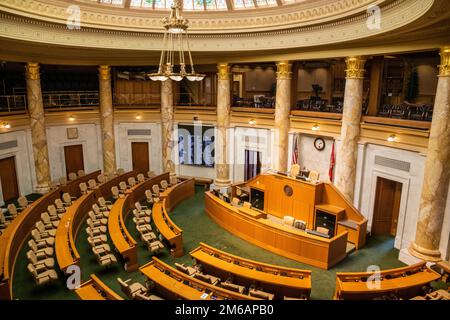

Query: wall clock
[314,137,325,151]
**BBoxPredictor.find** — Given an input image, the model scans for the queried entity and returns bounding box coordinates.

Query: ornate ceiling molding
[0,0,437,53]
[1,0,388,33]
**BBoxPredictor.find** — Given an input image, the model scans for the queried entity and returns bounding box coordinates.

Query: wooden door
[244,150,261,181]
[372,177,402,236]
[64,144,84,177]
[131,142,149,174]
[0,156,20,202]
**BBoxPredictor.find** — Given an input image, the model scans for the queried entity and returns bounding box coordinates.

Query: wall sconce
[248,119,256,125]
[135,114,142,120]
[312,124,320,131]
[0,122,11,129]
[387,134,397,142]
[69,115,75,122]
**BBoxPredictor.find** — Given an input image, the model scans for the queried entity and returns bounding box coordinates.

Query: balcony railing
[376,103,433,121]
[42,91,99,109]
[232,96,275,108]
[0,95,27,113]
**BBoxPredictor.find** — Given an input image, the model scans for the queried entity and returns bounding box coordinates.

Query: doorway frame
[127,138,152,173]
[59,141,88,178]
[0,153,21,204]
[367,169,411,249]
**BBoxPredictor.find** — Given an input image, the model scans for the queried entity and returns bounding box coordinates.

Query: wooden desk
[139,257,258,300]
[205,192,348,269]
[55,171,138,275]
[190,243,312,299]
[55,192,94,273]
[160,178,195,212]
[0,171,101,300]
[232,173,367,250]
[238,206,267,219]
[75,274,124,300]
[335,262,441,300]
[152,201,183,257]
[108,197,138,272]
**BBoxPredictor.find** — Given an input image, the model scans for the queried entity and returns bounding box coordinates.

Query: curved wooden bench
[190,242,312,299]
[139,257,259,300]
[55,171,138,275]
[160,178,195,212]
[108,172,170,272]
[334,262,441,300]
[152,201,183,257]
[151,178,195,258]
[0,170,100,300]
[75,274,124,300]
[55,192,94,273]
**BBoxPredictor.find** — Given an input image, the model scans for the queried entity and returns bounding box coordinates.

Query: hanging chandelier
[148,0,205,82]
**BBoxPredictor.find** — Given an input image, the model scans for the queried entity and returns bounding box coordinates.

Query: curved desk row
[108,172,170,272]
[334,261,441,300]
[139,257,258,300]
[190,242,312,299]
[55,171,138,274]
[151,178,195,258]
[0,170,101,300]
[75,274,124,300]
[205,192,348,270]
[160,178,196,212]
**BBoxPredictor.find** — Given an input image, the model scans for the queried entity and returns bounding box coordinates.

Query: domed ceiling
[0,0,449,65]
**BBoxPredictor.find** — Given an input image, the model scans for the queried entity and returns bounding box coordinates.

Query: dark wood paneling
[64,144,84,177]
[0,156,19,201]
[372,177,402,236]
[131,142,149,174]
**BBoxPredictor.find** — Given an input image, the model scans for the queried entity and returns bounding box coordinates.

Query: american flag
[329,141,335,182]
[292,134,299,165]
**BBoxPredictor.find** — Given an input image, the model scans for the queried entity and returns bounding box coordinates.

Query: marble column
[98,65,116,174]
[161,79,176,176]
[26,62,51,193]
[215,63,231,187]
[409,47,450,262]
[334,56,366,202]
[274,61,292,172]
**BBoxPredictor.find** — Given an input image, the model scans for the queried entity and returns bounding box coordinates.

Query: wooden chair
[77,169,85,177]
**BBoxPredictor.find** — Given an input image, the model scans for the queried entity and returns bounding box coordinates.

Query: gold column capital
[98,65,111,81]
[345,56,366,79]
[276,61,292,80]
[438,47,450,77]
[25,62,40,81]
[217,63,230,80]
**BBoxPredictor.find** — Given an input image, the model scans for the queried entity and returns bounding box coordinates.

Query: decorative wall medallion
[283,185,293,197]
[67,127,78,139]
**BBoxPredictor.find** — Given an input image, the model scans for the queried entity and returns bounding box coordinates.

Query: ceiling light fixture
[312,124,320,131]
[387,134,397,142]
[148,0,205,82]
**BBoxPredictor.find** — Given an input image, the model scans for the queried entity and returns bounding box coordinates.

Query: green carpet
[12,187,445,300]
